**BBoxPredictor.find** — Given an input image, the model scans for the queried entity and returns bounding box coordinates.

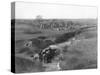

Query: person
[35,47,60,63]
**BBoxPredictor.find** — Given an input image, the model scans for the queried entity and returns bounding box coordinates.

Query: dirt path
[43,61,61,71]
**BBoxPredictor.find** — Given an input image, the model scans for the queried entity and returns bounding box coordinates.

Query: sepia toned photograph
[11,2,97,73]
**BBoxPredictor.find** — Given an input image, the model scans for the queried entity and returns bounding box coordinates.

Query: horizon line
[11,18,97,20]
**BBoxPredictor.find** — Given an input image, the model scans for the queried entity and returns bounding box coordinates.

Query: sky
[14,2,97,19]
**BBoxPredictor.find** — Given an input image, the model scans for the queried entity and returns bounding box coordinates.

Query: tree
[36,15,43,19]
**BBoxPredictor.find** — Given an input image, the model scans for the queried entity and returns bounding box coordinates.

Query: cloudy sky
[15,2,97,19]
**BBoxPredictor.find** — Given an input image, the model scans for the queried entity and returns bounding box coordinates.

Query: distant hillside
[12,18,97,26]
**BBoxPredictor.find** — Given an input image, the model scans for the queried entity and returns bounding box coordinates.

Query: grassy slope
[60,38,97,70]
[15,57,44,73]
